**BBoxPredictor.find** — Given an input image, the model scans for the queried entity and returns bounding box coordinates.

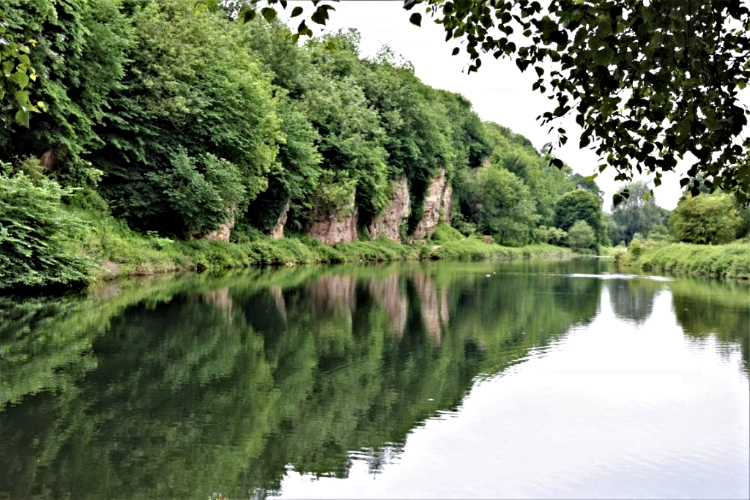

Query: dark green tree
[554,189,604,243]
[0,0,132,183]
[461,165,539,246]
[89,0,281,236]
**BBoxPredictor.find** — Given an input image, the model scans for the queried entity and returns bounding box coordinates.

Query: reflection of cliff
[0,262,641,499]
[410,272,450,343]
[607,279,658,324]
[202,287,234,323]
[366,274,407,335]
[309,275,356,315]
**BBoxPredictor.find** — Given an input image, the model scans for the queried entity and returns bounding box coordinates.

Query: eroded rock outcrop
[411,168,454,240]
[368,176,410,242]
[270,202,289,240]
[307,190,358,244]
[201,212,236,242]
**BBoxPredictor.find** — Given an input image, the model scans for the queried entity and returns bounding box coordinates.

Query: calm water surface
[0,259,748,499]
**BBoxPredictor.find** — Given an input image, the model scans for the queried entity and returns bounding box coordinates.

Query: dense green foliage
[0,164,90,289]
[623,241,750,279]
[669,194,745,245]
[553,189,605,245]
[0,9,43,128]
[567,220,596,252]
[89,0,280,236]
[0,0,131,182]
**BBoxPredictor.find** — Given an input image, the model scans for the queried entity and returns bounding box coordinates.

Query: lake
[1,259,748,499]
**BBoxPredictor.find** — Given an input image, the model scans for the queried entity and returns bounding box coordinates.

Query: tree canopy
[247,0,750,205]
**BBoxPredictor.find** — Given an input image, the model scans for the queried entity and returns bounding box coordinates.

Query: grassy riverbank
[619,240,750,279]
[68,212,571,284]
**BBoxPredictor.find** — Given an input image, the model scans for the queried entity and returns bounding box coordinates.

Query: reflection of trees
[608,279,660,324]
[0,261,651,499]
[669,279,750,374]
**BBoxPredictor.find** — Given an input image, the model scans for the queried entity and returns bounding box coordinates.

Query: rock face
[201,212,235,242]
[442,183,454,225]
[307,191,358,244]
[411,168,454,240]
[270,202,289,240]
[368,176,410,242]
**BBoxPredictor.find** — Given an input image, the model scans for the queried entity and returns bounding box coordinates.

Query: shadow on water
[0,260,746,498]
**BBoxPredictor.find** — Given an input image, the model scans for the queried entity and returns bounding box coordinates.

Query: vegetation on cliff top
[2,0,749,290]
[0,0,598,290]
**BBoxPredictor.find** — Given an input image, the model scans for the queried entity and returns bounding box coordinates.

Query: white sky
[283,1,693,210]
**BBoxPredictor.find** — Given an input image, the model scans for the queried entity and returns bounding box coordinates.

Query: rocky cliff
[307,191,359,244]
[367,176,410,242]
[201,212,236,242]
[411,168,454,240]
[270,202,289,240]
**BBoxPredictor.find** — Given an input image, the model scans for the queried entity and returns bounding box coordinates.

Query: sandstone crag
[270,202,289,240]
[411,168,454,240]
[368,176,410,242]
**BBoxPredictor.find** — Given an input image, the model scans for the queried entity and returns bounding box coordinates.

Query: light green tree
[568,220,596,251]
[670,194,743,245]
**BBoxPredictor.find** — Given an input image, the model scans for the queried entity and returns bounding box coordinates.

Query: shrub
[0,170,91,289]
[670,194,743,244]
[628,237,644,259]
[647,224,669,241]
[568,220,596,251]
[534,225,567,245]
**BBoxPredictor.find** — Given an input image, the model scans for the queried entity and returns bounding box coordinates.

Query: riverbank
[619,241,750,279]
[68,213,572,285]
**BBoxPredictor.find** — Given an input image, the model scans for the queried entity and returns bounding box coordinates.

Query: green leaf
[239,9,257,23]
[311,6,329,25]
[409,13,422,27]
[14,109,30,128]
[291,6,303,17]
[261,8,277,22]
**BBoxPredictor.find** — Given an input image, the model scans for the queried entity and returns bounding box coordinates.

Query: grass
[620,240,750,279]
[64,214,573,286]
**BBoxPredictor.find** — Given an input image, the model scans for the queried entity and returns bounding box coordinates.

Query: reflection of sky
[273,282,750,499]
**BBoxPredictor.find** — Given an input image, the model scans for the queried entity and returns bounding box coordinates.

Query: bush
[0,170,91,289]
[628,237,644,259]
[534,225,567,245]
[670,194,743,244]
[647,224,669,241]
[568,220,596,251]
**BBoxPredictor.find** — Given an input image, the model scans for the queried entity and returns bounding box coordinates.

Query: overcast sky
[283,1,694,210]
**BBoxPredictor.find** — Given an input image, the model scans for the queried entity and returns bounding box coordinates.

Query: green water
[1,259,748,499]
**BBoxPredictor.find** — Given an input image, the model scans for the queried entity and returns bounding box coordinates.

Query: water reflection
[0,261,747,499]
[608,279,658,324]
